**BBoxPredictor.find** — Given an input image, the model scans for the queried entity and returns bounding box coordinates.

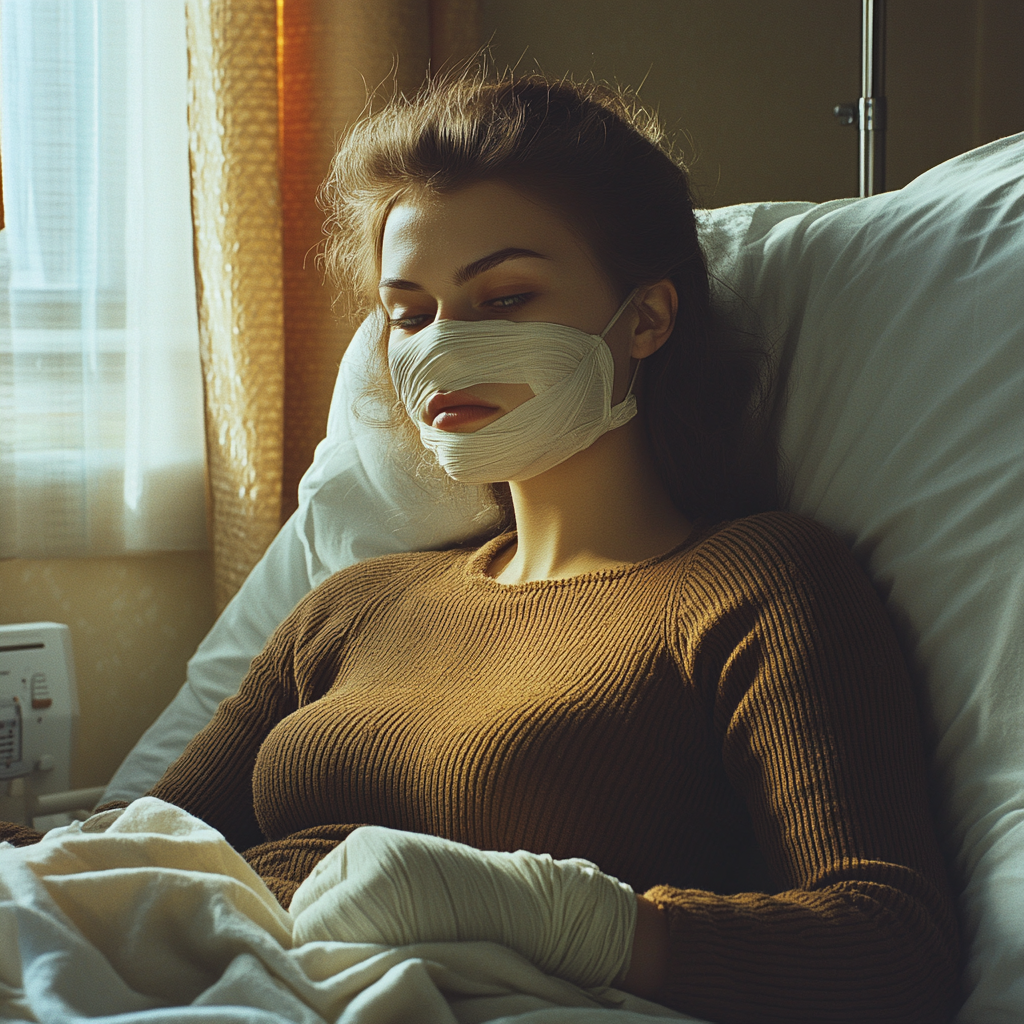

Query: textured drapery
[186,0,481,613]
[185,2,285,611]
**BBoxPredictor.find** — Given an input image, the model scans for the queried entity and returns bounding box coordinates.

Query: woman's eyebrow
[453,247,551,285]
[378,247,551,292]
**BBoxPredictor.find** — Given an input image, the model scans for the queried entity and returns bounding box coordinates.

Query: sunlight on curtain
[186,0,286,612]
[189,0,481,613]
[0,0,206,557]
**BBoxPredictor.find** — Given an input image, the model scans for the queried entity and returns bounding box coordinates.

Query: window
[0,0,206,557]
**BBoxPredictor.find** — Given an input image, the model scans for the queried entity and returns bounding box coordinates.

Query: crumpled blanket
[0,798,702,1024]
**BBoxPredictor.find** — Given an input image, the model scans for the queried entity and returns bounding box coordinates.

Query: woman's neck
[490,418,693,583]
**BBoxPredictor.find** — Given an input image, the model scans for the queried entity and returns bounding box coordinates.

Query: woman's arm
[619,895,669,998]
[146,644,298,851]
[656,513,961,1023]
[147,571,353,851]
[289,824,641,989]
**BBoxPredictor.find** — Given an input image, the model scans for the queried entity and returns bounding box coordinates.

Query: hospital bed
[4,131,1022,1023]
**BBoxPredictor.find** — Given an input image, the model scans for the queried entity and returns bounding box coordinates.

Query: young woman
[4,72,961,1022]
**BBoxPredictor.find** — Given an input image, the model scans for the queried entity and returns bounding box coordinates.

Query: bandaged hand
[289,825,638,990]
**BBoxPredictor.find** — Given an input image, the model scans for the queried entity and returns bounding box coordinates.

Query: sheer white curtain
[0,0,206,557]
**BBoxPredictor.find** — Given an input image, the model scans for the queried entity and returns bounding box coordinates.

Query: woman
[5,71,961,1022]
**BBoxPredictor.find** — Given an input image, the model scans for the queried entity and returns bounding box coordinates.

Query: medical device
[0,622,94,826]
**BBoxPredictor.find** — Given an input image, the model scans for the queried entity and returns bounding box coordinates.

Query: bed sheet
[0,799,696,1024]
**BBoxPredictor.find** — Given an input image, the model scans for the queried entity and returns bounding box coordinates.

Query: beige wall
[0,552,214,789]
[887,0,1024,187]
[482,0,1024,206]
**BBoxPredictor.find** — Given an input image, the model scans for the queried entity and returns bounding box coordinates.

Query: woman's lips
[426,390,500,429]
[432,406,498,429]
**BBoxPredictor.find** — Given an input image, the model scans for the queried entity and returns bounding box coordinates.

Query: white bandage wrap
[290,825,638,990]
[387,292,639,484]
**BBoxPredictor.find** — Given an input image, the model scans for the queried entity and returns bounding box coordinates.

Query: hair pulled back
[320,68,777,523]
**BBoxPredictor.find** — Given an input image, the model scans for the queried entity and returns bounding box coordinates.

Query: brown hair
[319,68,778,524]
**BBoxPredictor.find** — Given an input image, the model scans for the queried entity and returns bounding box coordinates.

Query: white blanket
[0,799,699,1023]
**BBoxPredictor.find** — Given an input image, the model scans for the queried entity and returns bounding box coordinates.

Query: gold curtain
[185,0,481,613]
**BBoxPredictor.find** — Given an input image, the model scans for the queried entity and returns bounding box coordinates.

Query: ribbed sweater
[90,513,965,1020]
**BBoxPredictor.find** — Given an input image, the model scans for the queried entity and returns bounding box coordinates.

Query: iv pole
[834,0,887,197]
[859,0,886,196]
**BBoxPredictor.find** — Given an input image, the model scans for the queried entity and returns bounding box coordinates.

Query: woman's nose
[433,300,477,323]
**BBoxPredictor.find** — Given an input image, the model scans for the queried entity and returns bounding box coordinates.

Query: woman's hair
[319,67,779,525]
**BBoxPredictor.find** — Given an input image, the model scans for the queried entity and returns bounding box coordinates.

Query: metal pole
[860,0,887,196]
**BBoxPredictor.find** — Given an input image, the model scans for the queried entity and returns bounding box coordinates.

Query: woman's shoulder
[315,544,472,596]
[680,510,868,603]
[671,511,900,681]
[284,545,473,634]
[694,510,849,561]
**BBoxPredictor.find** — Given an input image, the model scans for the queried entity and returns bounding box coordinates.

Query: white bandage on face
[387,290,639,484]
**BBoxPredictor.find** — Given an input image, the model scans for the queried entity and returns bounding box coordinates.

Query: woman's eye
[388,313,431,330]
[387,293,531,329]
[487,293,531,311]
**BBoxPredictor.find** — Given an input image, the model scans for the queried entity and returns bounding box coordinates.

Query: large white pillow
[739,134,1024,1023]
[104,132,1024,1023]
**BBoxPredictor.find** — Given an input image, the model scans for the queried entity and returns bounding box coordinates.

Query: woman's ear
[631,280,677,358]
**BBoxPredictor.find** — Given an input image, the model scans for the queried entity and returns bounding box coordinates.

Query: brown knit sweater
[6,512,961,1022]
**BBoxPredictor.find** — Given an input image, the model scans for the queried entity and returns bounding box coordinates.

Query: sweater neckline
[463,523,712,591]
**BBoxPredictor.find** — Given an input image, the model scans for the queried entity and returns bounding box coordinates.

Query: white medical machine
[0,621,99,827]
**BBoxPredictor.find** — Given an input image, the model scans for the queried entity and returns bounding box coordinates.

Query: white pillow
[104,133,1024,1024]
[736,134,1024,1022]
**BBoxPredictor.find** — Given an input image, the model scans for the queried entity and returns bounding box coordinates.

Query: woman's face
[379,179,634,433]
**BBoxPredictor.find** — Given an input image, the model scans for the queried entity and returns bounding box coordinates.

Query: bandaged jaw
[387,291,639,483]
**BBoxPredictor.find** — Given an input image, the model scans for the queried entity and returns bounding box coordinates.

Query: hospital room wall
[1,0,1021,793]
[481,0,1024,206]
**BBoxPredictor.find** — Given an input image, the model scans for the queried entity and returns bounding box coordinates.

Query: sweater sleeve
[147,570,356,852]
[657,512,961,1024]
